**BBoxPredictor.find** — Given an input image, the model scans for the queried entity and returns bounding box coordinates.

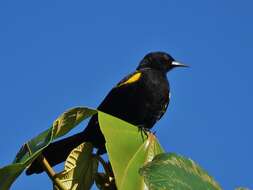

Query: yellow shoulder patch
[118,72,142,87]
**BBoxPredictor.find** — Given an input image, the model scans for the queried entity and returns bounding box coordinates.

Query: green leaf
[0,107,96,190]
[139,153,222,190]
[54,142,98,190]
[98,112,164,190]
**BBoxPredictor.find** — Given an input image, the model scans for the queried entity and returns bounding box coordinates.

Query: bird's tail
[26,131,88,175]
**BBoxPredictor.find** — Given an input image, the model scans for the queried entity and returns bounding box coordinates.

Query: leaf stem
[94,155,111,177]
[37,154,67,190]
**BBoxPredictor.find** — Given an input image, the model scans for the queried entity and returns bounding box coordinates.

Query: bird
[26,51,187,175]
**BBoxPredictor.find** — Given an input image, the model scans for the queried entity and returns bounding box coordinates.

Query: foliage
[54,142,98,190]
[98,112,164,190]
[0,107,247,190]
[0,107,96,190]
[139,153,222,190]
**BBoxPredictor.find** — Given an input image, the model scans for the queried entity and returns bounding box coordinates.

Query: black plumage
[26,52,187,175]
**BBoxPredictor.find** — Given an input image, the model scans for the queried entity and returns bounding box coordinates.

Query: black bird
[26,52,187,175]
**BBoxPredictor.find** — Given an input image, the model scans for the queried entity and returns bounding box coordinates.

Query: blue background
[0,1,252,189]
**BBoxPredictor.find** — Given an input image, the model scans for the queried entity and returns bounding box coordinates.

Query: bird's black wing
[97,70,144,119]
[98,70,142,111]
[81,70,145,154]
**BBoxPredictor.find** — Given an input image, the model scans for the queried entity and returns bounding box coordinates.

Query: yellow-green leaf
[0,107,96,190]
[98,111,164,190]
[54,142,98,190]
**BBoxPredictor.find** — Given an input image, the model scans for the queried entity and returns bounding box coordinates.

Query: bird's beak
[172,61,189,68]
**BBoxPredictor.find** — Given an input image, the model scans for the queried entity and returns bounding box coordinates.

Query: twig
[94,155,111,177]
[37,154,67,190]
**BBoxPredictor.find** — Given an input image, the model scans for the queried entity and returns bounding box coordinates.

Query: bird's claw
[137,125,152,141]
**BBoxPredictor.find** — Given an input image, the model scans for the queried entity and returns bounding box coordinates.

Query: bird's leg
[137,125,151,141]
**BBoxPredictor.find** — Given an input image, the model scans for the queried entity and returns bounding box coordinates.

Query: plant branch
[94,155,111,177]
[37,154,67,190]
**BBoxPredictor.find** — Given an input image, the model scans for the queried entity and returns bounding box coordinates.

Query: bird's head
[137,52,188,73]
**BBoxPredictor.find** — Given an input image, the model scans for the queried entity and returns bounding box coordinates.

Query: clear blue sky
[0,1,252,189]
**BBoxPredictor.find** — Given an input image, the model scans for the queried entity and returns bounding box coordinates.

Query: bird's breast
[133,70,170,127]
